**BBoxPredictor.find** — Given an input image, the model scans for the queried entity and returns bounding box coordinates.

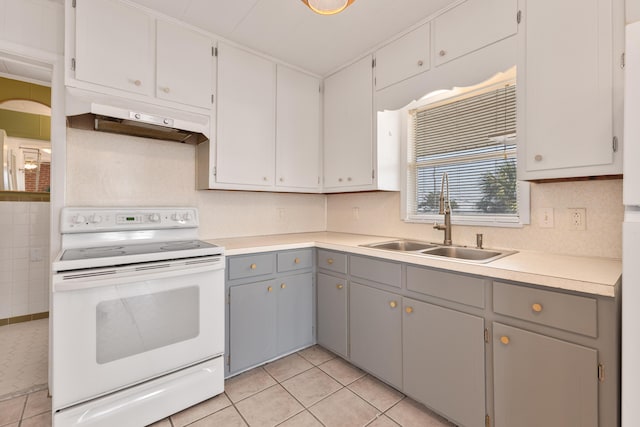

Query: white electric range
[51,207,225,427]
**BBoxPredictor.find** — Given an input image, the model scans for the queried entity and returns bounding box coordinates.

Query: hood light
[301,0,356,15]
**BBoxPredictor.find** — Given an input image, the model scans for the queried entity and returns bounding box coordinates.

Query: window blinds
[407,82,518,218]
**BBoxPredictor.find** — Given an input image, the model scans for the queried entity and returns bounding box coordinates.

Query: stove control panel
[61,207,200,233]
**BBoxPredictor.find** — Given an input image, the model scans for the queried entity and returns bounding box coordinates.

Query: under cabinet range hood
[65,87,210,144]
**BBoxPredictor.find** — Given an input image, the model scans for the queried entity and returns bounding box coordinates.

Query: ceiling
[128,0,459,76]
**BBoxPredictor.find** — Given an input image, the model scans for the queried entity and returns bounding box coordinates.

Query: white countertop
[208,232,621,297]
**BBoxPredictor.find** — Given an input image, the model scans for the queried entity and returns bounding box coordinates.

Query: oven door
[52,256,224,410]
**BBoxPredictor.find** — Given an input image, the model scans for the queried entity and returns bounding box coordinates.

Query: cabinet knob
[439,50,446,57]
[389,301,397,309]
[417,60,424,66]
[161,86,170,93]
[133,79,142,86]
[250,263,257,270]
[347,177,352,182]
[267,286,273,292]
[336,284,344,290]
[281,283,286,289]
[338,178,343,182]
[405,306,413,314]
[327,258,334,265]
[263,177,268,181]
[534,154,543,162]
[532,303,543,313]
[500,336,510,345]
[279,177,284,182]
[294,258,300,264]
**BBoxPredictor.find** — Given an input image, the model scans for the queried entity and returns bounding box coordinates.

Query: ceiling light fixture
[301,0,356,15]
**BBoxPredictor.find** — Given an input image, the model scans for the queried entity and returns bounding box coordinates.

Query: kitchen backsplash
[326,180,623,259]
[65,129,327,238]
[67,129,622,258]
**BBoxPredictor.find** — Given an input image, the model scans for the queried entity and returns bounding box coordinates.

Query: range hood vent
[65,87,210,144]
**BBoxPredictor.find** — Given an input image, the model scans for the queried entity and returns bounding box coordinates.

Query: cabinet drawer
[350,255,401,288]
[277,249,313,273]
[228,253,275,280]
[317,250,347,274]
[493,282,597,337]
[406,266,485,308]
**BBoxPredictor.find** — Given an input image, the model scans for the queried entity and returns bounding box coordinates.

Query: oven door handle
[53,259,223,292]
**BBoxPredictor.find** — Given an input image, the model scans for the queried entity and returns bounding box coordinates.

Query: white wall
[327,180,624,259]
[0,0,64,55]
[0,201,50,318]
[65,128,327,239]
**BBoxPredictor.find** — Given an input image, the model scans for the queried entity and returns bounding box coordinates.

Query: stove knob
[183,212,193,221]
[149,213,161,223]
[89,215,102,224]
[73,215,86,224]
[171,213,183,222]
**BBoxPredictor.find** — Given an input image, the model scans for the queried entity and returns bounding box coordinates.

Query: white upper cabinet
[276,65,321,191]
[434,0,518,66]
[70,0,214,111]
[517,0,622,180]
[75,0,155,97]
[374,23,430,91]
[216,43,276,188]
[156,20,213,109]
[323,56,374,191]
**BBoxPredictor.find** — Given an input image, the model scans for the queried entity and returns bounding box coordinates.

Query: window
[404,73,529,226]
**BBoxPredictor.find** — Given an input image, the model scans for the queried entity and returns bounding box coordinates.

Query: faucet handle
[476,233,483,249]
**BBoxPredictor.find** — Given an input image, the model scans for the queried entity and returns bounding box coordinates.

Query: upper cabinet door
[518,0,614,177]
[375,23,430,91]
[75,0,154,96]
[156,20,213,109]
[323,55,374,189]
[216,43,276,187]
[434,0,518,66]
[276,65,321,191]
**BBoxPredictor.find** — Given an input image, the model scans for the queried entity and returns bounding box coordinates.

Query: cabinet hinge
[213,46,218,57]
[484,328,489,343]
[372,169,375,179]
[372,58,376,68]
[211,94,215,104]
[598,363,605,382]
[613,136,619,153]
[72,0,76,8]
[485,414,491,427]
[213,166,217,177]
[227,355,231,366]
[318,176,320,185]
[517,10,522,24]
[621,52,626,69]
[71,58,76,71]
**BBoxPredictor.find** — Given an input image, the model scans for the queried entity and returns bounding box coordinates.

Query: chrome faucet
[433,173,452,246]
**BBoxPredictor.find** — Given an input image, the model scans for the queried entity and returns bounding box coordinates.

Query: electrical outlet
[569,208,586,230]
[539,207,554,228]
[352,207,360,220]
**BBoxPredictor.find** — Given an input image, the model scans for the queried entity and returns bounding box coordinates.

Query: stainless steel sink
[361,239,516,263]
[361,240,438,252]
[421,246,515,263]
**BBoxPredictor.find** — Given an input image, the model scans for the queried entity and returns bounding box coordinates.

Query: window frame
[400,71,530,228]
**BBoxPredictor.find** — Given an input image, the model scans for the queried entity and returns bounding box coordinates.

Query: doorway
[0,57,52,399]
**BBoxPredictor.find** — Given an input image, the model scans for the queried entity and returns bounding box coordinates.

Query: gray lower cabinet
[403,297,486,427]
[277,272,314,355]
[229,279,278,373]
[493,322,598,427]
[317,272,348,357]
[349,282,402,389]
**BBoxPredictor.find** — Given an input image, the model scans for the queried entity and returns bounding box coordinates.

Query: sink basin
[421,246,515,263]
[361,240,438,252]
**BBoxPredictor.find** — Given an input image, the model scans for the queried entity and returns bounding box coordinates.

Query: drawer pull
[327,258,334,265]
[500,336,510,345]
[294,258,300,264]
[405,306,414,314]
[281,283,286,289]
[389,301,397,309]
[532,303,543,313]
[336,284,344,290]
[267,286,273,292]
[250,263,257,270]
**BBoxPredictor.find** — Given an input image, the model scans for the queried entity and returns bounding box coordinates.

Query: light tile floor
[0,345,458,427]
[0,319,48,399]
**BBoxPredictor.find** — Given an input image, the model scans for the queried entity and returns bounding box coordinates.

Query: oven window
[96,287,200,364]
